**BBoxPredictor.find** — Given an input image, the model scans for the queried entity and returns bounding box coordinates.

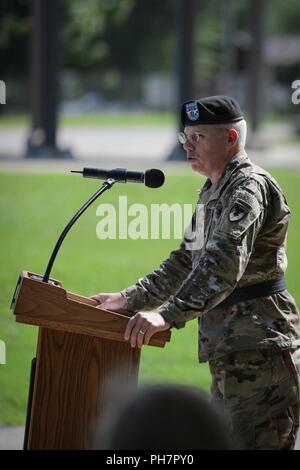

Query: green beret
[181,95,244,126]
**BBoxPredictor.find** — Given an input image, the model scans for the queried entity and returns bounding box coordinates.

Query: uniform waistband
[220,277,287,307]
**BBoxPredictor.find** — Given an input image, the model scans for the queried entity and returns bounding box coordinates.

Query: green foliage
[0,0,30,77]
[268,0,300,33]
[1,0,300,88]
[195,1,222,82]
[62,0,176,73]
[62,0,135,68]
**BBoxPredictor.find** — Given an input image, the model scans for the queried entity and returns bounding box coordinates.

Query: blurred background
[0,0,300,449]
[0,0,300,163]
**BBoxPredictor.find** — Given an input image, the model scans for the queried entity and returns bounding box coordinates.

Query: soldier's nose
[183,141,194,152]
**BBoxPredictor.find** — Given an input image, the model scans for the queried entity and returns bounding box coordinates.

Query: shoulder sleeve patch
[216,190,263,240]
[228,198,252,222]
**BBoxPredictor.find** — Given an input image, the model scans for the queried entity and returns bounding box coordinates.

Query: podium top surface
[11,271,171,348]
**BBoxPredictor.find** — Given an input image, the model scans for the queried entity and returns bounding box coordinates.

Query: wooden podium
[11,271,171,450]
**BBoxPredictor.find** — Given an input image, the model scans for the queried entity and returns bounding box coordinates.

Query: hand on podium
[90,292,128,311]
[124,312,170,349]
[90,292,170,348]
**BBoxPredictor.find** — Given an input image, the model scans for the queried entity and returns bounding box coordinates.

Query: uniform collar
[199,150,249,203]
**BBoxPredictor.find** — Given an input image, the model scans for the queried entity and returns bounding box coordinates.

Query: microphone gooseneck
[43,167,165,284]
[42,178,116,283]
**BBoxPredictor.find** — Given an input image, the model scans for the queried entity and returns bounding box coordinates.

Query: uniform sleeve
[121,241,192,312]
[156,180,266,326]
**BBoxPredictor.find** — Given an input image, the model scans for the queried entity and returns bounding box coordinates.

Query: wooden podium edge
[12,271,171,348]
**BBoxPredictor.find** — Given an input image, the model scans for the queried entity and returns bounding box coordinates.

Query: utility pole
[218,0,234,94]
[25,0,72,158]
[247,0,266,135]
[168,0,196,160]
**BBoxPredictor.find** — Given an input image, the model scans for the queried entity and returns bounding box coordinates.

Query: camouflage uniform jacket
[122,151,300,362]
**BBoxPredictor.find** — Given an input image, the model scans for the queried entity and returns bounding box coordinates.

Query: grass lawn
[0,169,299,425]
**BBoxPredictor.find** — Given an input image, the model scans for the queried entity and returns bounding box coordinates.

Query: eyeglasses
[178,132,202,145]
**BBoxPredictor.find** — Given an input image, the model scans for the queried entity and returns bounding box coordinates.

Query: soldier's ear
[228,128,239,146]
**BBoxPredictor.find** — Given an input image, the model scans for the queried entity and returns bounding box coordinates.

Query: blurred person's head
[179,96,246,182]
[96,383,230,450]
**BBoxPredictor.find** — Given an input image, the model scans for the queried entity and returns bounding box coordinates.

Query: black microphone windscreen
[144,169,165,188]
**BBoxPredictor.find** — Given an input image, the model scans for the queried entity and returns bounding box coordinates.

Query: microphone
[71,167,165,188]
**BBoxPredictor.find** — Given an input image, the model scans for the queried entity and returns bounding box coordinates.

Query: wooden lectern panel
[11,272,171,449]
[28,328,140,449]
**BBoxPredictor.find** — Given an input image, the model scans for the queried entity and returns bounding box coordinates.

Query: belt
[220,277,287,307]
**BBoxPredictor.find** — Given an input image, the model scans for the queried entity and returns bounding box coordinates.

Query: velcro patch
[216,192,262,240]
[228,199,252,222]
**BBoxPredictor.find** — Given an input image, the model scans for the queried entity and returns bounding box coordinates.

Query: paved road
[0,123,299,172]
[0,426,24,450]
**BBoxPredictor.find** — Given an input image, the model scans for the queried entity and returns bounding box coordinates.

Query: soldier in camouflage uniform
[91,96,300,450]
